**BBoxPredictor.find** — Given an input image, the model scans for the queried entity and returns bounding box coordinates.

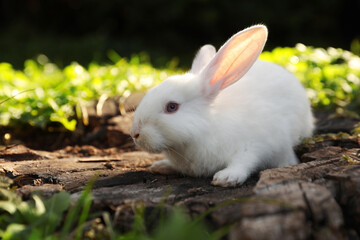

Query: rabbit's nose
[133,133,140,139]
[130,128,140,140]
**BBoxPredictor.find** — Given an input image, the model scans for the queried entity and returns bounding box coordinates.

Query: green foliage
[0,175,69,239]
[0,174,108,240]
[0,175,99,240]
[0,175,218,240]
[0,54,180,130]
[1,45,360,131]
[260,44,360,112]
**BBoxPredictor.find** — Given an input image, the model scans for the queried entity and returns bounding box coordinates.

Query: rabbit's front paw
[150,159,177,175]
[211,168,248,187]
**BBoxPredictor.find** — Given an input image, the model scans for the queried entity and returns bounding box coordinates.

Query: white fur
[130,25,314,187]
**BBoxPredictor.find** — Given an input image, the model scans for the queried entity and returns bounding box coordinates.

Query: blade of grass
[59,175,97,240]
[0,89,35,105]
[102,212,116,239]
[74,193,92,240]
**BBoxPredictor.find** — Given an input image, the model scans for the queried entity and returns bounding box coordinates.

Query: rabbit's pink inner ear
[209,26,267,89]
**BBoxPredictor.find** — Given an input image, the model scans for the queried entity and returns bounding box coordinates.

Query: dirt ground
[1,109,360,239]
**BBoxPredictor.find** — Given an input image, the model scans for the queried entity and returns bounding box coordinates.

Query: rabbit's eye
[165,102,179,113]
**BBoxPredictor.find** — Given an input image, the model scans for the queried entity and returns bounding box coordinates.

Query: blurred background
[1,0,360,68]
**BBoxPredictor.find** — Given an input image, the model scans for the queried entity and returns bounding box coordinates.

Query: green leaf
[0,188,20,203]
[0,201,17,214]
[44,191,70,215]
[50,115,77,131]
[43,192,70,235]
[33,195,46,216]
[1,223,26,240]
[0,176,13,189]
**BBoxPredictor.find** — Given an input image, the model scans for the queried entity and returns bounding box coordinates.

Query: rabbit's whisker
[165,146,191,164]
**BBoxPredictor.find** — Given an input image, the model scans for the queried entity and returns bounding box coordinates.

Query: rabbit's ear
[201,25,267,98]
[190,45,217,74]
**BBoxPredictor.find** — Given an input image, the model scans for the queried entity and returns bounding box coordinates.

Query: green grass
[1,45,360,131]
[0,175,93,240]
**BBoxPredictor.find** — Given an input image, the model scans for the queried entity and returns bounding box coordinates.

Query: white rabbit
[130,25,314,187]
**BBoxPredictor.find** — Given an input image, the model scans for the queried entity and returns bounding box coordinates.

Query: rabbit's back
[214,60,314,146]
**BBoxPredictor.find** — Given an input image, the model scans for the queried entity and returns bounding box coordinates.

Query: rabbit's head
[130,25,268,153]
